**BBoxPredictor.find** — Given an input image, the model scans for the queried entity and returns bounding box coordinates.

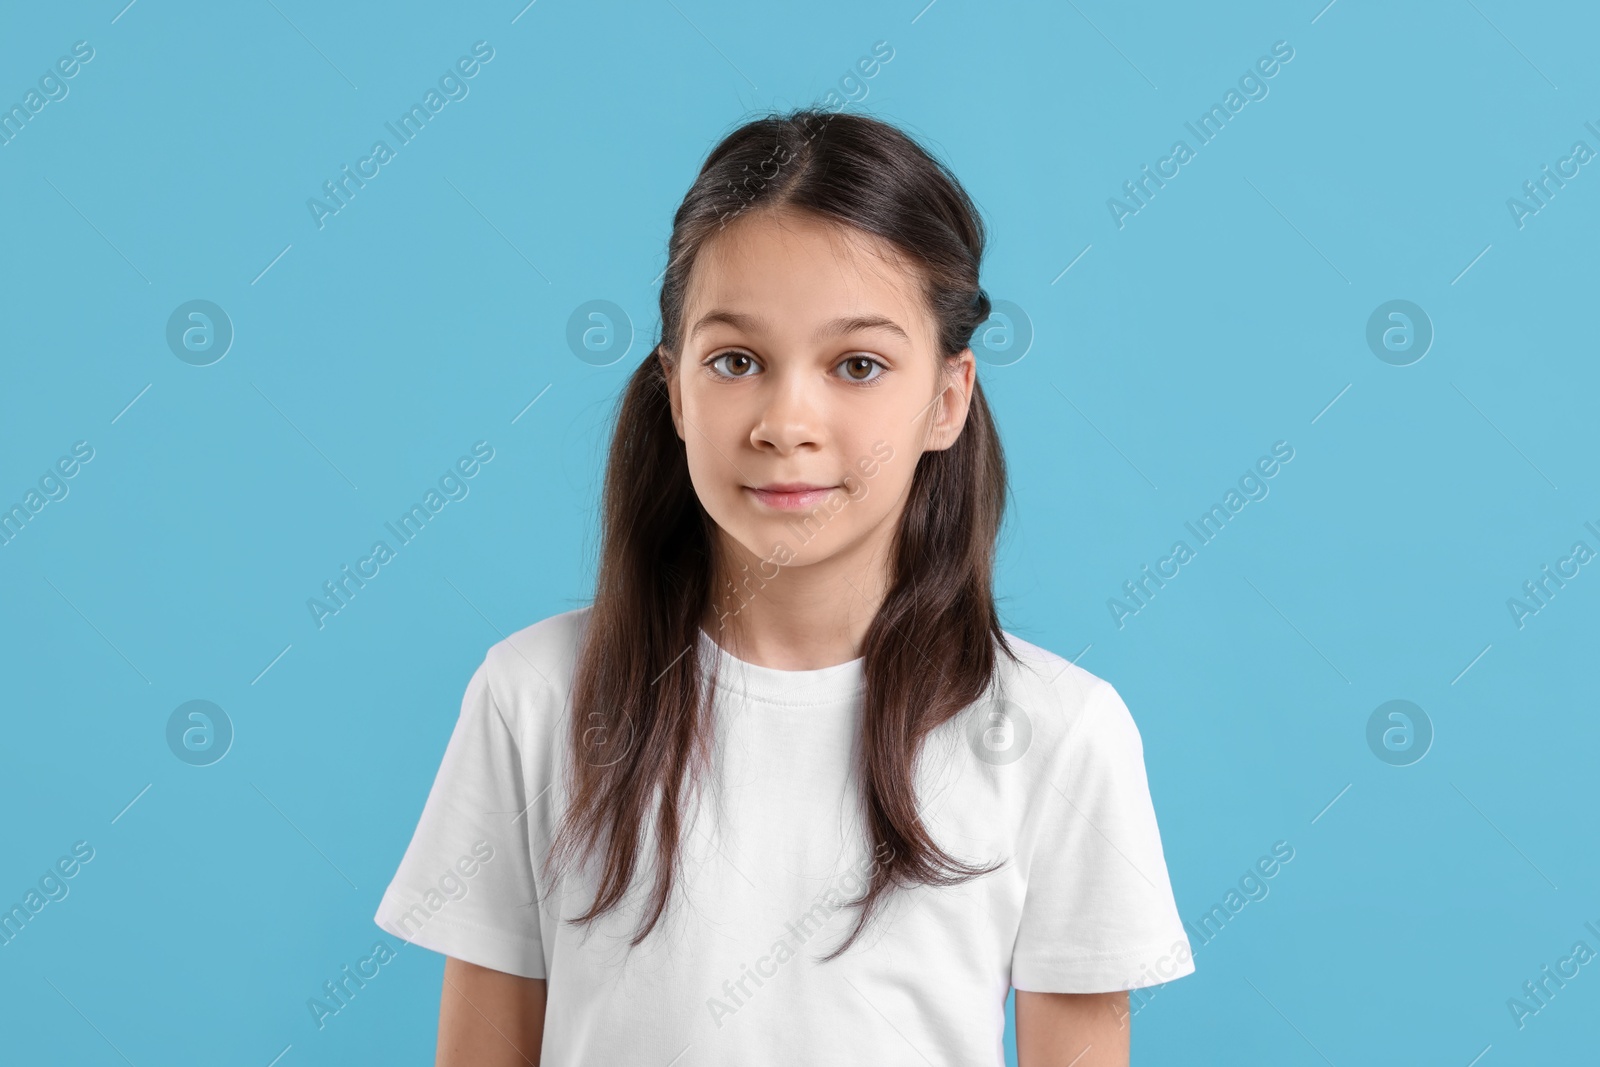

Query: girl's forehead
[686,212,931,334]
[702,208,906,274]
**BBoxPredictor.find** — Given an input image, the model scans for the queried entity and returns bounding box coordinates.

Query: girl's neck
[704,533,889,671]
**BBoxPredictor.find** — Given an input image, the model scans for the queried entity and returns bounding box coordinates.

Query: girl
[376,107,1193,1066]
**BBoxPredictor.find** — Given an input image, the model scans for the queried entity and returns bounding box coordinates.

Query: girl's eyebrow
[689,309,911,345]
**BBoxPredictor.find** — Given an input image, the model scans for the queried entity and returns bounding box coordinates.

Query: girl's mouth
[745,484,839,510]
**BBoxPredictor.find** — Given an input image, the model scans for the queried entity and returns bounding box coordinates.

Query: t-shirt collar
[695,627,866,707]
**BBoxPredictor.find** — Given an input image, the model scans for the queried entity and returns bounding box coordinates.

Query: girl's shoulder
[475,604,594,730]
[991,630,1147,765]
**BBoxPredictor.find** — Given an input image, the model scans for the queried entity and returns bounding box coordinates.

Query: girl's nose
[749,372,824,454]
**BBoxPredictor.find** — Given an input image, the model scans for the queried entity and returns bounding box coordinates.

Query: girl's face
[662,207,975,580]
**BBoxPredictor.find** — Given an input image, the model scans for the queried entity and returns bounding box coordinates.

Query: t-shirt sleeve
[1010,678,1194,993]
[373,657,548,980]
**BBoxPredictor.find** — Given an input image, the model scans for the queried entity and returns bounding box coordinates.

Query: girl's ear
[658,346,686,441]
[924,348,977,452]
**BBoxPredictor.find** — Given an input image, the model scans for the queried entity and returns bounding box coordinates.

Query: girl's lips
[745,485,839,511]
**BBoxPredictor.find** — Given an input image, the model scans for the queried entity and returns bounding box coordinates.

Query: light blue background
[2,1,1596,1063]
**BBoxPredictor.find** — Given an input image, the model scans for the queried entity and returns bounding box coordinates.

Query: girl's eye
[837,355,885,383]
[708,351,761,378]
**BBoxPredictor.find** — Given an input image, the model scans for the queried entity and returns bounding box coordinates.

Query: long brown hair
[543,107,1018,961]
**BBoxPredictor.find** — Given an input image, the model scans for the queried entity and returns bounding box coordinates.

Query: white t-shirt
[374,607,1193,1064]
